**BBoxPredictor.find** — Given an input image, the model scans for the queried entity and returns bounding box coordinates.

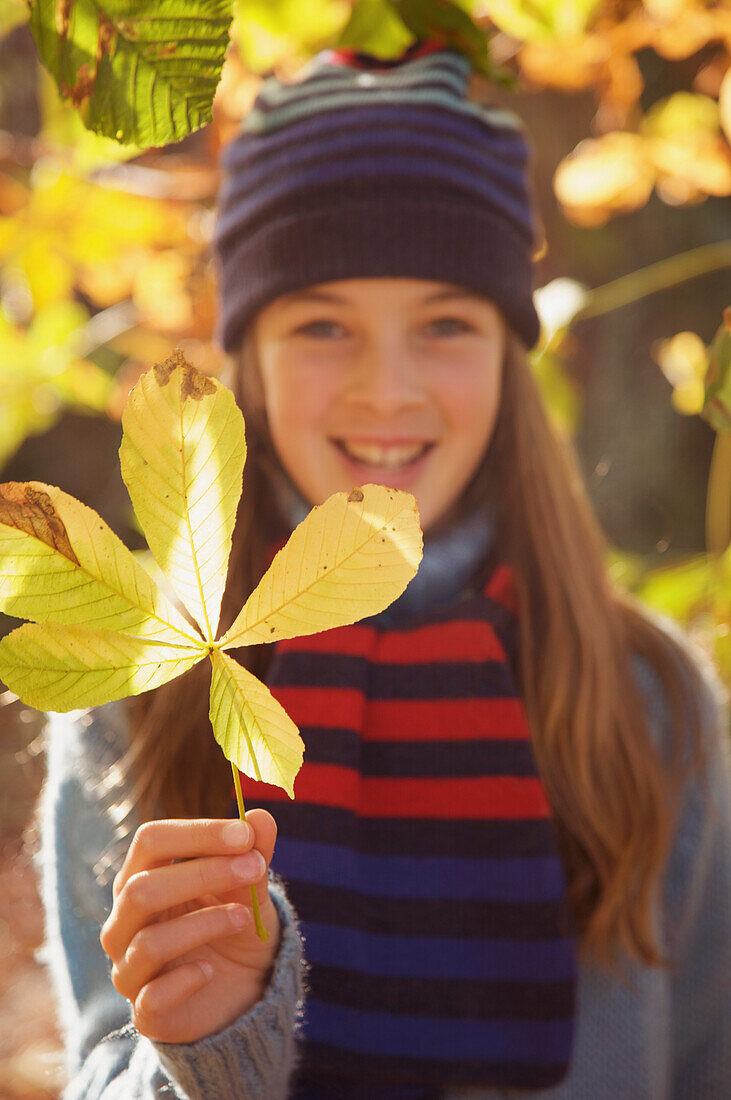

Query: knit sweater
[35,511,731,1100]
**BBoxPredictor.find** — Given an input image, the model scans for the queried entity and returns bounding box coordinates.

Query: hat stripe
[252,70,468,116]
[223,104,528,172]
[246,85,520,135]
[218,151,532,243]
[219,172,532,254]
[246,48,524,135]
[225,122,529,201]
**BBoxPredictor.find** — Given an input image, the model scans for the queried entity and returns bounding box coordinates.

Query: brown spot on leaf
[181,366,215,401]
[152,351,181,385]
[0,483,80,565]
[347,488,364,503]
[153,349,215,401]
[117,18,139,38]
[63,62,96,107]
[97,12,117,61]
[57,10,116,110]
[145,41,177,58]
[55,0,73,38]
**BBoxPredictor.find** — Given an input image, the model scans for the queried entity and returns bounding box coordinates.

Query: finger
[112,903,250,1000]
[185,811,278,911]
[134,960,214,1040]
[184,808,278,910]
[101,850,265,960]
[112,818,256,900]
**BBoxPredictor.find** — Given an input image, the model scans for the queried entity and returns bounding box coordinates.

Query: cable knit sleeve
[34,703,307,1100]
[633,624,731,1100]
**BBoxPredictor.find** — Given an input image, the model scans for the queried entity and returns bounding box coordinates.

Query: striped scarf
[229,556,577,1092]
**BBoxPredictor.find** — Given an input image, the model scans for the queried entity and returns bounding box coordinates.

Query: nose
[345,336,427,415]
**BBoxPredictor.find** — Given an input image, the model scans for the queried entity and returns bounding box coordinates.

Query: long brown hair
[119,326,714,971]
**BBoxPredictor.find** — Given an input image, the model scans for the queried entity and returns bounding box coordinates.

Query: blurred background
[0,0,729,1095]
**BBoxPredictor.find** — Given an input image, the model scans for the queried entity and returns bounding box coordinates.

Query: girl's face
[252,278,506,533]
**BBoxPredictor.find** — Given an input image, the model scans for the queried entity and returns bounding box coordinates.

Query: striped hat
[213,41,542,354]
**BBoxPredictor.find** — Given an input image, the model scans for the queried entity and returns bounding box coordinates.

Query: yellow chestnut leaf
[209,649,304,800]
[0,481,198,645]
[220,483,423,649]
[120,349,246,643]
[0,622,205,711]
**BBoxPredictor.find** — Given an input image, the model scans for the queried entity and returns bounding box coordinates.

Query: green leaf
[236,0,348,71]
[119,350,247,643]
[387,0,515,84]
[209,648,304,798]
[337,0,413,57]
[28,0,234,147]
[0,621,205,710]
[221,483,423,649]
[0,480,198,644]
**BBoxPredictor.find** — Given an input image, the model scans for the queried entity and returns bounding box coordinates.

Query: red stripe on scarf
[276,618,507,663]
[484,561,520,616]
[270,687,532,741]
[237,766,551,818]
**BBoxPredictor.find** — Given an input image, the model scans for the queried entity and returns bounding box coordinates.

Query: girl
[38,42,730,1100]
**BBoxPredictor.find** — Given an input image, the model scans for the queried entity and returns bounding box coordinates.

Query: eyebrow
[276,287,487,308]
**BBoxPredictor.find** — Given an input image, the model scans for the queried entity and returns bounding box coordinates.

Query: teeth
[339,441,429,467]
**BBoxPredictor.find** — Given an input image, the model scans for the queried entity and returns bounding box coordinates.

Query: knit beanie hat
[212,40,542,354]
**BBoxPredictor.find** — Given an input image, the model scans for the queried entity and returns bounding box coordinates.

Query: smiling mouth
[332,439,435,468]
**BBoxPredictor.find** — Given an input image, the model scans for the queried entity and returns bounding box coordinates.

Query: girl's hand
[99,810,280,1044]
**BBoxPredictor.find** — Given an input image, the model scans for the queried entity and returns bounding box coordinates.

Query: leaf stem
[706,432,731,557]
[575,240,731,322]
[231,761,269,943]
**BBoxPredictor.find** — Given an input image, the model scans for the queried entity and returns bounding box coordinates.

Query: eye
[424,316,474,337]
[294,319,347,340]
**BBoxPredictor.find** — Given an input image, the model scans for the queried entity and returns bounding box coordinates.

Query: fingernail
[231,851,266,880]
[222,820,251,847]
[229,906,249,929]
